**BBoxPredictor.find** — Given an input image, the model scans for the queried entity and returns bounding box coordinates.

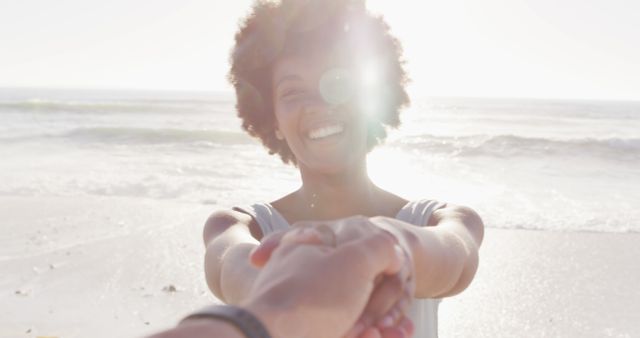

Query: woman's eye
[281,89,306,99]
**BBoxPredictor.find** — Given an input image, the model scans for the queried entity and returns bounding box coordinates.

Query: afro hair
[228,0,410,165]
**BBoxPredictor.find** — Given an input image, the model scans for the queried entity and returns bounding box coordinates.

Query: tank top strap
[395,199,447,227]
[396,199,447,338]
[232,203,291,237]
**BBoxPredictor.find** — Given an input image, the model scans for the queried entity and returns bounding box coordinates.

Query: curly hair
[228,0,410,165]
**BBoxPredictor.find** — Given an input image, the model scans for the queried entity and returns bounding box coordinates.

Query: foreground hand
[250,217,415,338]
[243,226,407,338]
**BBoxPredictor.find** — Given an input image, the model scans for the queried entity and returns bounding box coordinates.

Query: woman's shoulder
[389,195,448,226]
[203,207,263,242]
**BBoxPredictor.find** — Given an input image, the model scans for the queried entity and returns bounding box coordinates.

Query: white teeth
[308,124,344,140]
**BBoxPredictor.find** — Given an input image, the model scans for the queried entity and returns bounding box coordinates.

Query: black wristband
[181,305,271,338]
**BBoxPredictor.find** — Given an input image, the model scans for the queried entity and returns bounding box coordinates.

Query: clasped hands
[248,216,416,338]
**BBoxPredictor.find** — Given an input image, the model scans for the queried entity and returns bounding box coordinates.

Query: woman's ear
[275,129,284,140]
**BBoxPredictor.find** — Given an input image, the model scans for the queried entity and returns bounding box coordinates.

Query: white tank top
[234,199,446,338]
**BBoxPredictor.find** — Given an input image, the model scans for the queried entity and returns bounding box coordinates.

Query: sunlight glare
[361,58,381,87]
[368,147,425,199]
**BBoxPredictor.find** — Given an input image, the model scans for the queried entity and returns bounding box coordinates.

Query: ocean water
[1,88,638,233]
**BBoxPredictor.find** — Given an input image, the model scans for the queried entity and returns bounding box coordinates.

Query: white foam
[1,90,638,233]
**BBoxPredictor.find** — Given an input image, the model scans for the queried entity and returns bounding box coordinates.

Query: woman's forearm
[219,243,262,304]
[204,225,260,303]
[373,207,483,298]
[410,223,479,298]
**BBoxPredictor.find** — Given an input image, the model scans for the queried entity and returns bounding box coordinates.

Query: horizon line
[1,85,638,104]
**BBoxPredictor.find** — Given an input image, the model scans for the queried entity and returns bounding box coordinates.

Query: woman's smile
[305,120,345,140]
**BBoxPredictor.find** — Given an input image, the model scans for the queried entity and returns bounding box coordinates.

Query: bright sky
[1,0,638,100]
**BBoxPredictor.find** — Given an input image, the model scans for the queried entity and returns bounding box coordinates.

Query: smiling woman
[203,1,484,338]
[228,0,409,165]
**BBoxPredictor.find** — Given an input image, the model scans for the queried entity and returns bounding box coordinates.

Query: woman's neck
[295,160,380,220]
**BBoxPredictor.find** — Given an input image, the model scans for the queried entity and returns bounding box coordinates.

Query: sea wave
[59,127,254,145]
[0,98,227,114]
[393,134,640,160]
[486,218,639,234]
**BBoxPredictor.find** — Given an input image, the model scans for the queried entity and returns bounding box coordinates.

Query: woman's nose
[302,96,336,117]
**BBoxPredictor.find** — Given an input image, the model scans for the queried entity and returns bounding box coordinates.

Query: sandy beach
[438,224,639,337]
[1,195,638,338]
[2,0,639,333]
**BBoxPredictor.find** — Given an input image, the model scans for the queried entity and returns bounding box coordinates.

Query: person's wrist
[370,217,417,260]
[178,317,245,338]
[242,295,303,338]
[180,304,273,338]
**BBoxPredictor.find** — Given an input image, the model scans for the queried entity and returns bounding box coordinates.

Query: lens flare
[319,67,355,105]
[356,58,392,119]
[361,59,382,87]
[318,59,392,121]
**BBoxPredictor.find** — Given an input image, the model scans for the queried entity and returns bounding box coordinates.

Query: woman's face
[272,54,368,173]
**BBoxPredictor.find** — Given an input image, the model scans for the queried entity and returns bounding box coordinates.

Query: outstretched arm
[203,209,262,304]
[372,203,484,298]
[252,204,484,299]
[206,211,413,338]
[153,227,408,338]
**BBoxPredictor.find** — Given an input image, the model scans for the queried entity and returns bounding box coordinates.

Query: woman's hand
[250,216,415,338]
[149,227,408,338]
[243,226,407,338]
